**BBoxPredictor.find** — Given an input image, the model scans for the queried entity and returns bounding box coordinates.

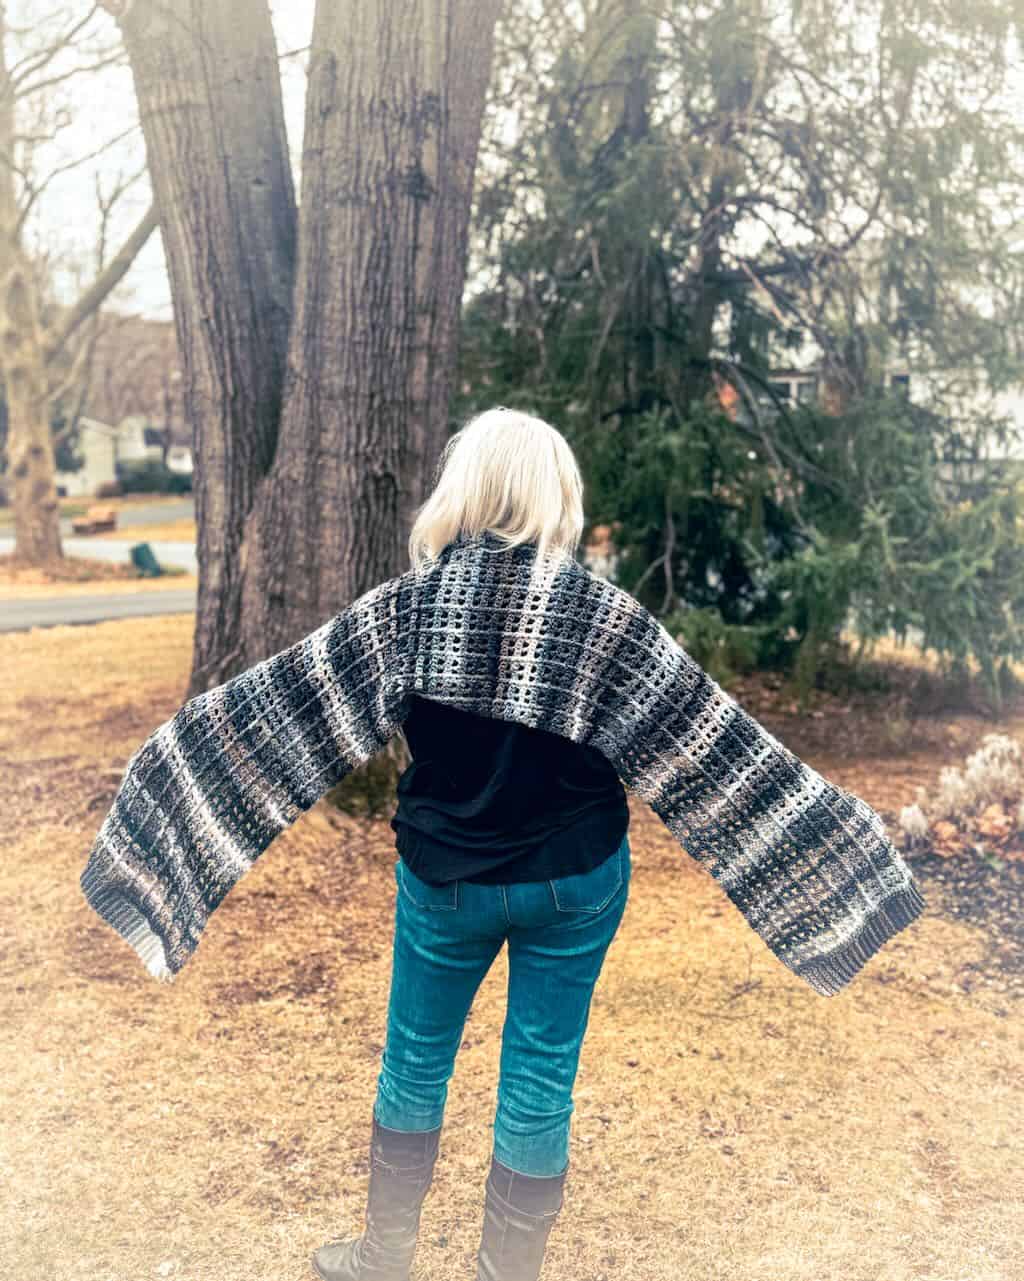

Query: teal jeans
[373,831,631,1177]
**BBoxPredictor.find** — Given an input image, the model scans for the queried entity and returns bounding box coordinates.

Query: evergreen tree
[460,0,1024,709]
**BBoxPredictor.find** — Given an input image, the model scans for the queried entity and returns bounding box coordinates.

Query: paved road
[0,496,195,539]
[0,588,197,632]
[1,527,198,632]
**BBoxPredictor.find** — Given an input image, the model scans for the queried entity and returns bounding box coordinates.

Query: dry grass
[91,517,197,542]
[2,616,1022,1281]
[0,557,195,599]
[0,492,195,593]
[2,521,193,597]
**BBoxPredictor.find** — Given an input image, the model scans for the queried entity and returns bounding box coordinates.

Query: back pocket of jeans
[549,839,625,913]
[397,861,459,910]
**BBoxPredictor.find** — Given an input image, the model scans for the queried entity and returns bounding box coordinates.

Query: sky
[23,1,1024,333]
[27,1,316,322]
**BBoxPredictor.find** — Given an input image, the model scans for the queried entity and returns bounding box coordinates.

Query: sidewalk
[1,583,197,631]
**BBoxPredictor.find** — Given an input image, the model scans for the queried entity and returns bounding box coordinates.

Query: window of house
[796,378,818,404]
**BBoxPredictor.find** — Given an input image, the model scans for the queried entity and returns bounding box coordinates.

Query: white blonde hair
[408,407,585,570]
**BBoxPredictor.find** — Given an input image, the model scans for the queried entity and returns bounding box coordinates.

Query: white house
[725,364,1024,484]
[54,417,119,497]
[116,414,167,463]
[54,414,194,497]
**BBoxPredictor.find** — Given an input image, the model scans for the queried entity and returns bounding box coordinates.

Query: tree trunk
[681,7,764,412]
[240,0,503,659]
[107,0,298,696]
[0,13,61,561]
[0,7,159,565]
[2,262,62,561]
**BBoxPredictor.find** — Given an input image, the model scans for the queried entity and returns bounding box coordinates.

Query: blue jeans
[373,831,631,1178]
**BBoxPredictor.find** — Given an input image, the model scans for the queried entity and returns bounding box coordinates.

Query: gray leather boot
[475,1155,567,1281]
[311,1118,442,1281]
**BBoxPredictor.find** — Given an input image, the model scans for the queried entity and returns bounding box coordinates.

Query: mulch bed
[908,848,1024,1008]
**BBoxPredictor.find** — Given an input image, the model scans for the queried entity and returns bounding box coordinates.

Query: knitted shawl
[80,529,925,996]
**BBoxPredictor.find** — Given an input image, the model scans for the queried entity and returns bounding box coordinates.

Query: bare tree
[47,166,161,447]
[0,1,157,562]
[83,312,181,435]
[101,0,298,691]
[103,0,503,694]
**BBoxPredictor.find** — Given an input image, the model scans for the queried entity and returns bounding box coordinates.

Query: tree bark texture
[240,0,503,659]
[0,12,61,562]
[1,261,62,561]
[108,0,298,695]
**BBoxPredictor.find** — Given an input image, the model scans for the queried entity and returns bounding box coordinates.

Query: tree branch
[8,4,106,90]
[45,202,159,360]
[16,49,127,100]
[15,123,142,240]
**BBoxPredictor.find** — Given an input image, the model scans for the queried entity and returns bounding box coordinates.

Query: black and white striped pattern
[80,529,925,995]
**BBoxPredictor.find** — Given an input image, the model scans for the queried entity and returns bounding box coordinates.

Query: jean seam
[397,862,459,911]
[550,843,623,913]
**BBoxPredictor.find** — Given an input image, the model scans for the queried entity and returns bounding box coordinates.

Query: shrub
[898,732,1024,853]
[663,606,769,687]
[116,459,192,495]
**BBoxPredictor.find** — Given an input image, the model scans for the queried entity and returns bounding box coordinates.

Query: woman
[80,405,924,1281]
[313,408,630,1281]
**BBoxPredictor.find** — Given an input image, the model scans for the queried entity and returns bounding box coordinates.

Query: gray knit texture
[80,529,925,995]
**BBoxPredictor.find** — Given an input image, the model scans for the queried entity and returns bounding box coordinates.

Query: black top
[390,693,630,885]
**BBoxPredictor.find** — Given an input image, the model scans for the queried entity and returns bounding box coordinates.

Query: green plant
[455,0,1024,714]
[663,606,767,687]
[116,459,192,495]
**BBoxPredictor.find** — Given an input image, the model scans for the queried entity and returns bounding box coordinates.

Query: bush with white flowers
[897,733,1024,853]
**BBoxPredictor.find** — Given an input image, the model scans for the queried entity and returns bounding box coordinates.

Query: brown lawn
[1,616,1021,1281]
[0,492,196,597]
[0,562,197,599]
[90,516,197,543]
